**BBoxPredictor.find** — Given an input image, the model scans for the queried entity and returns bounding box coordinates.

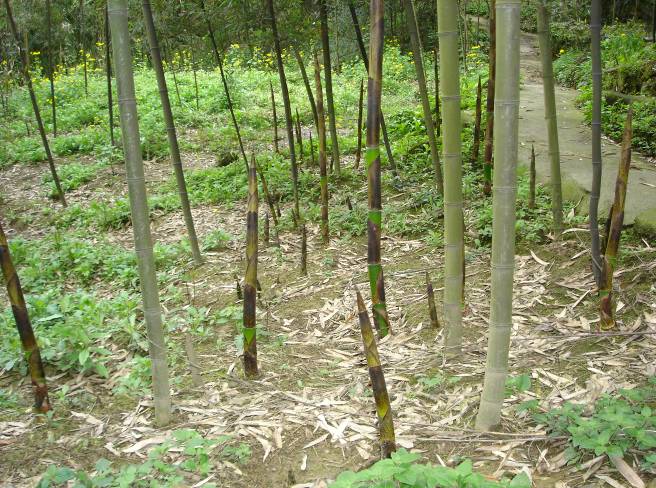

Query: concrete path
[515,30,656,227]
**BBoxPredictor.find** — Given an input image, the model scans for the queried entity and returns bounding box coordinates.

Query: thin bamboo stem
[355,78,364,169]
[590,0,603,286]
[472,76,482,164]
[270,80,279,154]
[320,0,341,175]
[243,156,259,377]
[314,56,330,244]
[483,0,496,196]
[529,145,536,209]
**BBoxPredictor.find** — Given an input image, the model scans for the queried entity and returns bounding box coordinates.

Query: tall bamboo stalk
[105,5,116,147]
[348,0,398,176]
[142,0,202,265]
[319,0,341,175]
[355,78,364,169]
[300,224,307,275]
[202,2,248,170]
[293,47,318,128]
[0,220,51,413]
[108,0,171,426]
[243,156,259,377]
[314,56,330,244]
[590,0,603,286]
[403,0,444,193]
[438,0,464,355]
[599,109,632,330]
[267,0,300,221]
[475,0,521,432]
[433,47,441,140]
[529,144,536,209]
[355,288,396,459]
[270,80,279,153]
[536,1,563,236]
[79,0,88,96]
[4,0,66,207]
[472,76,482,164]
[483,0,496,195]
[367,0,391,338]
[46,0,57,138]
[295,108,304,161]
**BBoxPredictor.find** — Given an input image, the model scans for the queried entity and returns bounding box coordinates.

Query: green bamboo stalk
[483,0,496,196]
[355,288,396,459]
[243,156,259,377]
[46,0,57,138]
[590,0,603,287]
[264,211,270,245]
[475,0,521,432]
[79,0,88,96]
[529,145,536,209]
[105,5,116,147]
[310,131,316,166]
[300,224,308,275]
[142,0,202,265]
[355,78,364,169]
[0,220,51,413]
[293,47,318,128]
[437,0,465,354]
[426,272,440,329]
[314,56,330,244]
[599,109,632,330]
[295,108,304,162]
[403,0,444,193]
[191,47,199,110]
[433,47,441,140]
[319,0,341,175]
[270,80,279,154]
[367,0,391,338]
[348,0,398,176]
[108,0,171,426]
[4,0,66,207]
[256,161,279,229]
[267,0,300,221]
[472,76,482,164]
[536,1,563,236]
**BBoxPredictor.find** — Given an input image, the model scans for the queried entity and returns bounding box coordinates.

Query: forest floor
[1,146,655,487]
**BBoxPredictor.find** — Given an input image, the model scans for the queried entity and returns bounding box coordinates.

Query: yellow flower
[96,42,104,47]
[559,48,565,54]
[472,45,480,50]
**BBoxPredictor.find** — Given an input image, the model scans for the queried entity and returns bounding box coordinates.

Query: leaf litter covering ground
[1,159,655,487]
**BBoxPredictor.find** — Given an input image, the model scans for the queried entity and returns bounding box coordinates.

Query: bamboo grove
[0,0,649,477]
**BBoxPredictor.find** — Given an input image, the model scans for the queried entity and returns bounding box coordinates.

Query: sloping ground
[1,155,655,487]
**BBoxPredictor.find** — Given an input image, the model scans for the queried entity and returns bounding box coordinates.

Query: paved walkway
[514,29,656,225]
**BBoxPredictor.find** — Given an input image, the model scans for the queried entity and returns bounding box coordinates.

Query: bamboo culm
[0,220,51,413]
[104,5,116,147]
[270,81,279,154]
[355,78,364,169]
[4,0,66,207]
[366,0,391,338]
[108,0,171,426]
[314,56,330,244]
[483,0,496,196]
[293,47,318,128]
[472,76,482,164]
[403,0,443,193]
[536,1,564,236]
[243,157,259,377]
[300,224,308,275]
[142,0,202,265]
[529,145,536,209]
[437,0,465,355]
[348,0,398,176]
[267,0,300,221]
[590,0,603,286]
[426,272,440,329]
[355,288,396,459]
[599,109,632,330]
[46,0,57,138]
[475,0,521,432]
[319,0,341,175]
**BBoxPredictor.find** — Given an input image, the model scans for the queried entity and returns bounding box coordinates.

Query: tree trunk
[437,0,465,355]
[536,1,564,236]
[0,220,51,413]
[319,0,341,175]
[355,288,396,459]
[243,157,259,376]
[483,0,496,196]
[314,56,330,244]
[348,0,398,176]
[367,0,391,338]
[355,78,364,169]
[472,76,482,164]
[142,0,202,265]
[267,0,300,221]
[3,0,66,207]
[293,47,318,128]
[105,5,116,147]
[108,0,171,426]
[475,0,521,432]
[46,0,57,138]
[590,0,603,286]
[599,109,632,330]
[403,0,444,194]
